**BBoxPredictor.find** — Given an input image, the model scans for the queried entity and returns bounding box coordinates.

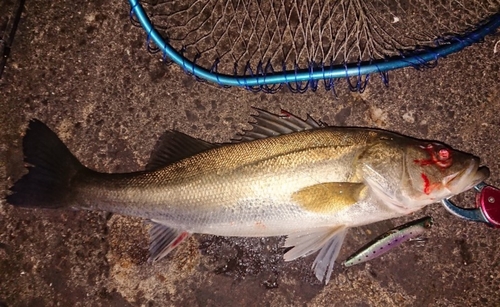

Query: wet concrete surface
[1,1,500,306]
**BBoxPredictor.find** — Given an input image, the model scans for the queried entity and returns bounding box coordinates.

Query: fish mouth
[445,159,490,193]
[472,166,490,185]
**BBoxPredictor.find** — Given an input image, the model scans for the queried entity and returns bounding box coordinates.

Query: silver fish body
[74,128,411,234]
[7,109,489,284]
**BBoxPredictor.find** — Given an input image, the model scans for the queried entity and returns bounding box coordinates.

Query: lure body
[344,217,433,267]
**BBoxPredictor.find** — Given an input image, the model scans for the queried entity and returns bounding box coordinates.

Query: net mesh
[142,0,500,75]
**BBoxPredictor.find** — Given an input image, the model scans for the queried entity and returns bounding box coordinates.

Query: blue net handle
[129,0,500,88]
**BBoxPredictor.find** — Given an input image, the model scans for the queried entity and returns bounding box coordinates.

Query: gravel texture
[1,1,499,306]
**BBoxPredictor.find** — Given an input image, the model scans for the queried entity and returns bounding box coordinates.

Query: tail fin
[7,119,85,209]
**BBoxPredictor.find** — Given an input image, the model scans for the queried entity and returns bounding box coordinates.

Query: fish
[343,216,433,267]
[6,108,489,284]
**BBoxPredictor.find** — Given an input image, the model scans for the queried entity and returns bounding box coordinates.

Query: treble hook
[441,182,500,228]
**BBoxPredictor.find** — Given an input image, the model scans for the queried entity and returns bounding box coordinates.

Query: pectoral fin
[284,226,347,284]
[363,174,408,213]
[148,220,190,262]
[292,182,367,213]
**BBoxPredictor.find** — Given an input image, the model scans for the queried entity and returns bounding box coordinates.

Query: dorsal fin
[146,130,217,170]
[233,108,326,142]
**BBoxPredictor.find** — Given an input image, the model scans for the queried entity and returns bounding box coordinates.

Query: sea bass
[7,109,489,284]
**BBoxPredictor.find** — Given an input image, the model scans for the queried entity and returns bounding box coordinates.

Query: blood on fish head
[404,141,489,203]
[357,134,489,212]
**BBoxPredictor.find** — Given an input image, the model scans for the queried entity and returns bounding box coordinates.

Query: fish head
[359,134,489,213]
[402,141,489,205]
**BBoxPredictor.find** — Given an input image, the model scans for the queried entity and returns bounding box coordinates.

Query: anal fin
[284,226,347,284]
[148,220,190,262]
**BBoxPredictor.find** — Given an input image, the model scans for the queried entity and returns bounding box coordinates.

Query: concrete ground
[1,1,499,306]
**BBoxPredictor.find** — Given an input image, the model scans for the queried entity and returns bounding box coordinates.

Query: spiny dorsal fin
[146,130,217,170]
[233,108,326,142]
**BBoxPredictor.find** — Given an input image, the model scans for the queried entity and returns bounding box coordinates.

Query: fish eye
[437,148,451,161]
[416,143,453,168]
[433,146,453,168]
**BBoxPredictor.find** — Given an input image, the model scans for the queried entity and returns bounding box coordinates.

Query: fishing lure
[344,216,433,267]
